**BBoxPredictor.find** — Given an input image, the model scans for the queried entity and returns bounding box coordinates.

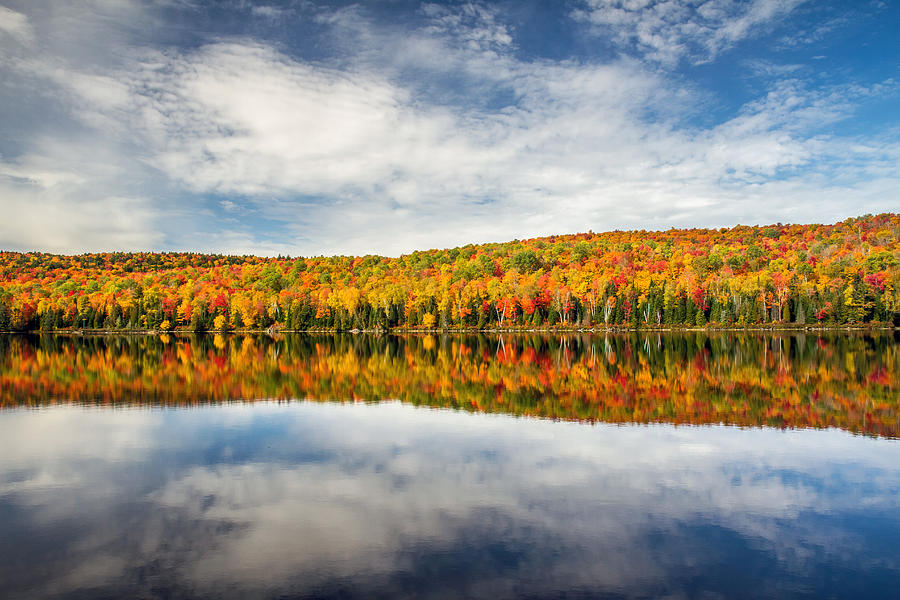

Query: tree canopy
[0,214,897,331]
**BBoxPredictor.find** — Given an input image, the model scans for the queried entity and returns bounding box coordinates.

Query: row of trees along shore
[0,214,897,332]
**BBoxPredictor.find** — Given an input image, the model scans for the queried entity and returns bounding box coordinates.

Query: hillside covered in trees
[0,214,897,332]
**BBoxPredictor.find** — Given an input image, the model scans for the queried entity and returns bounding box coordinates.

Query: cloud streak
[0,5,33,44]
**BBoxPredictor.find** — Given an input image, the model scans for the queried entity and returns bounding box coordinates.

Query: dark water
[0,333,898,599]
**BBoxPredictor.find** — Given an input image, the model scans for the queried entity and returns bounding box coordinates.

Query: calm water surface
[0,333,898,599]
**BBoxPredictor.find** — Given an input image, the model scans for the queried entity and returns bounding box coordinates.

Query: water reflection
[0,403,898,599]
[1,332,897,437]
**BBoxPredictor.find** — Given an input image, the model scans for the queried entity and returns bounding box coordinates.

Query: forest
[0,214,897,332]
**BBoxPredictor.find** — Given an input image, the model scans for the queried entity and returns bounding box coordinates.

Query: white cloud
[574,0,805,65]
[91,34,894,255]
[0,151,164,253]
[134,43,436,197]
[0,6,34,44]
[421,2,514,51]
[251,5,292,20]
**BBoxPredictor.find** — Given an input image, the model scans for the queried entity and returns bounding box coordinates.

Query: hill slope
[0,214,897,331]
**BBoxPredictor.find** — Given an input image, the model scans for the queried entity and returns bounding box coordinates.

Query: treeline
[0,214,897,332]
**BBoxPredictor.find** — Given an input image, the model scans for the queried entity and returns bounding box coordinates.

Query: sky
[0,0,897,257]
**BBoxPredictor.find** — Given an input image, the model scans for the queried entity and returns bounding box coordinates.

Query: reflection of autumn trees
[1,333,897,438]
[0,214,897,332]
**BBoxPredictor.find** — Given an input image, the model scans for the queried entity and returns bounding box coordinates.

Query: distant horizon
[1,1,898,256]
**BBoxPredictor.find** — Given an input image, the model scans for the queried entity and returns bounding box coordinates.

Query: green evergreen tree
[547,306,559,325]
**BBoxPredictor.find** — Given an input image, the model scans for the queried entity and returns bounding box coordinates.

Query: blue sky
[0,0,897,256]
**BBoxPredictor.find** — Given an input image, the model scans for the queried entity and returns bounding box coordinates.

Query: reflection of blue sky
[1,403,899,598]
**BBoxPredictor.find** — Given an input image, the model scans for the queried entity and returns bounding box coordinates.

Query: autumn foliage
[0,214,897,331]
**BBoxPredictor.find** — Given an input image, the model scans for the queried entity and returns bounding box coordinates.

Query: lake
[0,332,898,599]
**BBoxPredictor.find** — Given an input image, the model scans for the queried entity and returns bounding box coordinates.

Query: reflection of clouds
[0,407,162,463]
[155,464,439,586]
[0,407,164,526]
[0,403,898,598]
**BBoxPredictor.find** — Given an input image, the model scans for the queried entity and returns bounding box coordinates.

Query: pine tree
[548,306,559,325]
